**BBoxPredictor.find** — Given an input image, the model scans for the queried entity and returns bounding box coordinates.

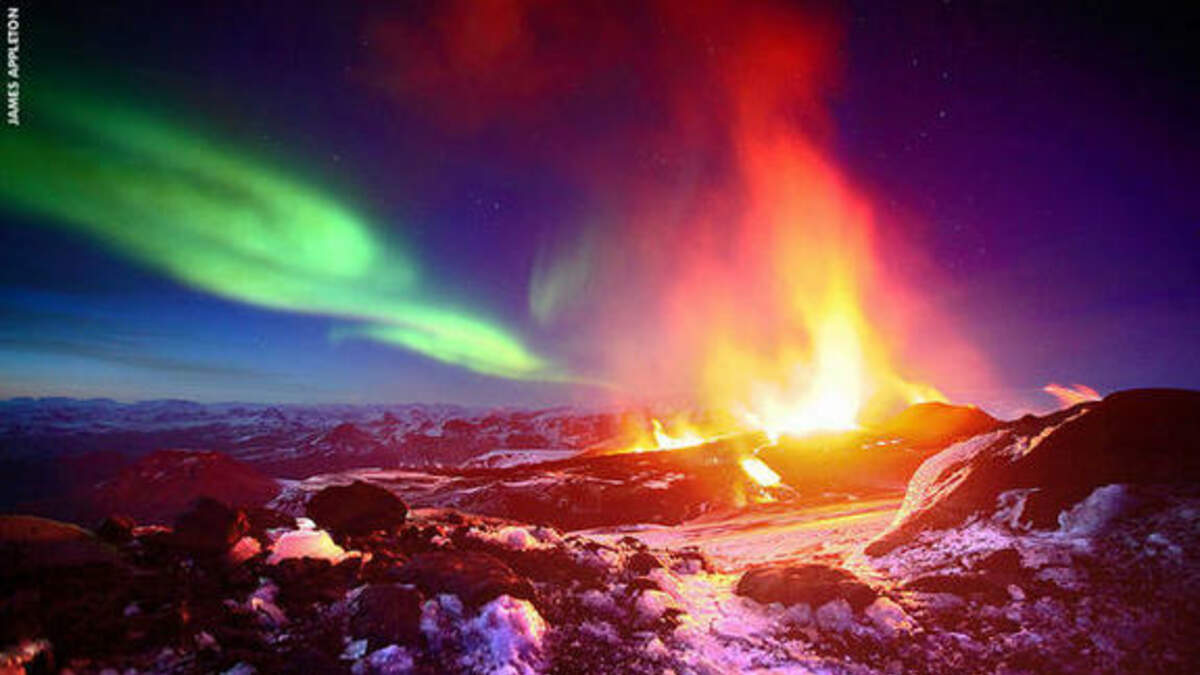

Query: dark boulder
[306,481,408,538]
[277,646,345,675]
[0,515,122,575]
[974,547,1022,576]
[0,517,131,664]
[627,551,663,575]
[95,514,136,545]
[172,498,250,554]
[269,557,359,608]
[903,574,1010,604]
[867,389,1200,556]
[626,577,662,594]
[348,584,424,648]
[244,506,293,534]
[399,551,534,608]
[736,563,877,611]
[359,550,407,584]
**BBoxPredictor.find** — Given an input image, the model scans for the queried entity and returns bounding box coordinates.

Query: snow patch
[1057,484,1133,538]
[814,598,854,632]
[634,589,675,625]
[463,448,579,469]
[267,528,348,564]
[863,517,1020,579]
[351,645,415,674]
[469,525,548,551]
[460,595,547,675]
[864,597,915,638]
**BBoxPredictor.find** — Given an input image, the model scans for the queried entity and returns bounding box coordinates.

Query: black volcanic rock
[95,514,136,545]
[628,551,664,575]
[903,573,1010,604]
[348,584,424,649]
[172,498,250,554]
[867,388,1200,556]
[736,563,876,611]
[243,506,293,541]
[0,516,132,665]
[398,550,534,608]
[0,515,122,574]
[269,557,358,608]
[306,481,408,538]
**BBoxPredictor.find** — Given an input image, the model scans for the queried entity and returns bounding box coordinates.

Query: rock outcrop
[736,562,877,611]
[306,480,409,538]
[867,388,1200,555]
[88,449,280,525]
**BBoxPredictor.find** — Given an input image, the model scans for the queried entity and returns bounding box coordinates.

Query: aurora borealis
[0,87,553,381]
[0,1,1196,413]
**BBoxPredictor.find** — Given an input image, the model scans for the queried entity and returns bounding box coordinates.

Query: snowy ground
[582,494,903,571]
[462,449,581,469]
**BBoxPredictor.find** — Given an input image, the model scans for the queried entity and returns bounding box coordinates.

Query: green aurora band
[0,89,554,380]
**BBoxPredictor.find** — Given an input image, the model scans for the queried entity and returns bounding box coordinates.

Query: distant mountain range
[0,396,1002,528]
[0,398,628,516]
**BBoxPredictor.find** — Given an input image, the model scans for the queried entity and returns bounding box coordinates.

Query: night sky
[0,1,1196,417]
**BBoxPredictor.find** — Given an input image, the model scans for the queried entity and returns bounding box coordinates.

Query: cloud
[0,335,267,379]
[1043,382,1102,407]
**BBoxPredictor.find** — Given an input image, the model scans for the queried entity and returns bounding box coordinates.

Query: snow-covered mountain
[0,398,613,463]
[0,399,624,514]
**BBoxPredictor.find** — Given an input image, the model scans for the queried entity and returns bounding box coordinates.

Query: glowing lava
[739,457,781,488]
[625,417,784,491]
[651,419,706,449]
[625,418,707,454]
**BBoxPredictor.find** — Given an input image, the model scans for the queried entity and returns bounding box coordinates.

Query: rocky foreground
[2,389,1198,673]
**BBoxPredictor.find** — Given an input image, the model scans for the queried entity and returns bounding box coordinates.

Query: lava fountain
[369,0,983,455]
[596,1,953,460]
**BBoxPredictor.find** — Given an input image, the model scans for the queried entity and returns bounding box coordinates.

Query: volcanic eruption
[375,0,985,488]
[1,1,1197,673]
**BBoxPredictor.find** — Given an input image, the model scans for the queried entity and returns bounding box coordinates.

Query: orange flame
[690,94,947,439]
[620,416,783,491]
[625,417,709,453]
[650,418,705,449]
